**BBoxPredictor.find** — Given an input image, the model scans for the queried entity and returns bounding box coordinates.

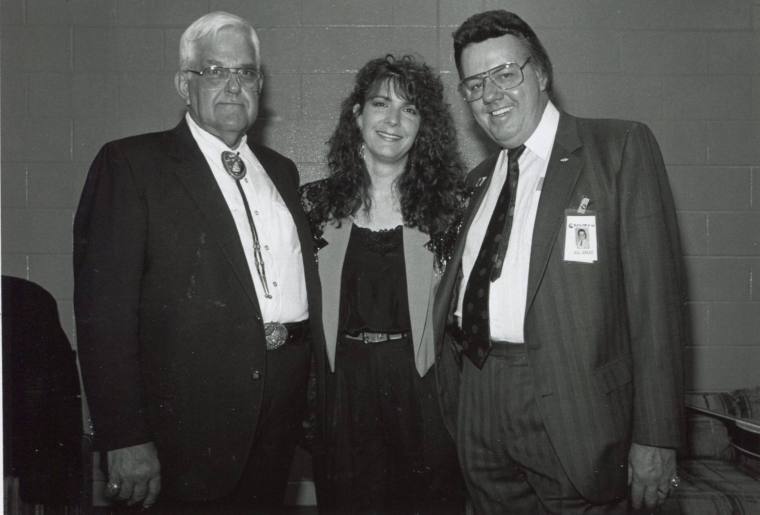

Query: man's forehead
[198,55,257,66]
[462,35,528,63]
[194,27,257,63]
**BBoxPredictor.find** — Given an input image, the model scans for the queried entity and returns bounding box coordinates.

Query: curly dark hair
[314,54,466,237]
[453,10,554,101]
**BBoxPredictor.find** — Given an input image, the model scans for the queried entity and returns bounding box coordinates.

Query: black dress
[318,224,464,515]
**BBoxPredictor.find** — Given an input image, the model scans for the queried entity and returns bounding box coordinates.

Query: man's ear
[256,75,264,95]
[535,67,548,93]
[175,71,191,105]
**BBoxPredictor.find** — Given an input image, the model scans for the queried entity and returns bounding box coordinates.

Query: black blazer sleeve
[74,141,151,450]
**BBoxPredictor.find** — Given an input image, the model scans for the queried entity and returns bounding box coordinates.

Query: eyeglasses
[184,65,262,88]
[458,57,532,102]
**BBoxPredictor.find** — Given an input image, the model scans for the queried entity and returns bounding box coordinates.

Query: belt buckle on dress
[264,322,288,350]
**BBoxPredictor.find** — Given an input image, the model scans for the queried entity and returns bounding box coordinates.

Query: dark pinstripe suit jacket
[434,112,686,503]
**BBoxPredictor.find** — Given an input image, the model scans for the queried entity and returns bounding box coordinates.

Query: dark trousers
[105,334,312,515]
[457,344,629,515]
[315,335,465,515]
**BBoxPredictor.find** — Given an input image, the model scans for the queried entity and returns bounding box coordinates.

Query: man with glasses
[74,11,324,513]
[433,10,686,514]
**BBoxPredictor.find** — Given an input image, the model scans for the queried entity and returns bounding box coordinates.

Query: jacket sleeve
[73,142,152,451]
[618,123,687,449]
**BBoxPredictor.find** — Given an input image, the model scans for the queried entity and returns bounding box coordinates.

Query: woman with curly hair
[301,54,467,514]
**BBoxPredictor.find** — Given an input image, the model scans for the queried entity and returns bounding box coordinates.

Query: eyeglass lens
[201,67,260,87]
[459,61,527,102]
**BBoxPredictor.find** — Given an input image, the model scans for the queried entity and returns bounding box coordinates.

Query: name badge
[564,210,597,263]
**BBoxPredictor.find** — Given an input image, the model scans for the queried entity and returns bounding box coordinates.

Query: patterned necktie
[461,145,525,368]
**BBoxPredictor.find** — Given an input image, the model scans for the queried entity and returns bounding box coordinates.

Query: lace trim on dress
[350,224,403,255]
[299,178,473,273]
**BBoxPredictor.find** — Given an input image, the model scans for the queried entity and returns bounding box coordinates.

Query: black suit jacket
[74,119,324,501]
[434,112,686,502]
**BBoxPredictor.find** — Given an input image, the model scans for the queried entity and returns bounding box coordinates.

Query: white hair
[178,11,261,70]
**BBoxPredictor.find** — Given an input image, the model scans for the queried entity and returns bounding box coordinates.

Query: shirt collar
[523,100,559,161]
[185,112,248,156]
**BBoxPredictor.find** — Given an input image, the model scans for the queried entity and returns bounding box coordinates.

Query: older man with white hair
[74,11,324,513]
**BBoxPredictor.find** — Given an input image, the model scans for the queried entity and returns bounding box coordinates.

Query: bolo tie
[221,151,272,299]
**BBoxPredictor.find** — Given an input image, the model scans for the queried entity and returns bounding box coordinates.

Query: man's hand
[628,442,677,510]
[107,442,161,508]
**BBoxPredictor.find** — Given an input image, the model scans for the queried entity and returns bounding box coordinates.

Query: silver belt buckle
[363,332,385,343]
[264,322,288,350]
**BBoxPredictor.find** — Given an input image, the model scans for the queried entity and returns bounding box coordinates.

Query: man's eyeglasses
[458,57,532,102]
[184,65,262,89]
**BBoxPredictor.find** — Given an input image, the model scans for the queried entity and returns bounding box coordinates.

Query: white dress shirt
[456,101,560,342]
[186,113,308,323]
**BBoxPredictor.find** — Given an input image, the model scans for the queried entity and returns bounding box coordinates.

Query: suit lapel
[452,154,500,270]
[433,154,499,349]
[525,113,583,312]
[319,221,352,371]
[403,226,433,362]
[166,121,260,310]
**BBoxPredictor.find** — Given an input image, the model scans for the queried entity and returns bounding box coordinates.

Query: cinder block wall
[2,0,759,392]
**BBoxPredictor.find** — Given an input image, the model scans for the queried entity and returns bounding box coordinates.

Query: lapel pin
[475,176,487,187]
[560,157,569,162]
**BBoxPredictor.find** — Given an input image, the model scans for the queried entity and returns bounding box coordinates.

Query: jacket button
[251,370,262,381]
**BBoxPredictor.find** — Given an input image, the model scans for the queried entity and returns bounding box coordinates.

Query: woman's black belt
[343,330,410,344]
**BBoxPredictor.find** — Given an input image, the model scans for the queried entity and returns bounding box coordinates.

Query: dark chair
[3,275,84,510]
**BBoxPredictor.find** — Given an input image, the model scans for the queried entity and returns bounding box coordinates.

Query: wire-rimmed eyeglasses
[184,65,262,89]
[458,57,532,102]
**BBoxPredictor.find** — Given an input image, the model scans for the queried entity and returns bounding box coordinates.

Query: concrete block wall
[2,0,759,394]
